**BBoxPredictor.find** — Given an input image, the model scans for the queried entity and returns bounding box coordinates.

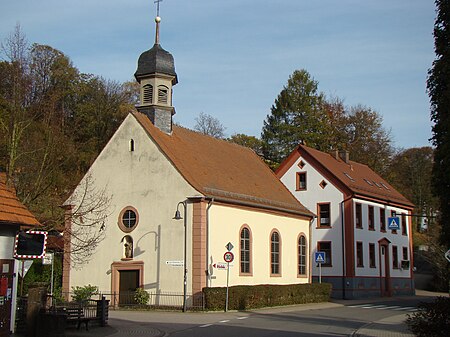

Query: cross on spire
[155,0,163,17]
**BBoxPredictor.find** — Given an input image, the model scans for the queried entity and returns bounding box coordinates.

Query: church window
[158,86,168,104]
[130,139,135,152]
[298,234,307,276]
[118,206,139,233]
[270,230,281,276]
[143,84,153,104]
[240,226,251,275]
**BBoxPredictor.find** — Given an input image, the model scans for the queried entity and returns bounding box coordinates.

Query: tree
[227,133,263,156]
[261,69,328,166]
[344,105,394,175]
[427,0,450,247]
[194,112,226,138]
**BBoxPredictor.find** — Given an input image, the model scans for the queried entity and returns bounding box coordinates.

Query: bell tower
[134,2,178,134]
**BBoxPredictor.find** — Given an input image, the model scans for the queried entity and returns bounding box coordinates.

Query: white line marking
[237,317,248,320]
[219,320,230,323]
[200,324,212,328]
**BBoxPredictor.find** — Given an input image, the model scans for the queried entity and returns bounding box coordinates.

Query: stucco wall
[0,227,16,259]
[279,156,345,277]
[68,114,199,294]
[207,204,311,287]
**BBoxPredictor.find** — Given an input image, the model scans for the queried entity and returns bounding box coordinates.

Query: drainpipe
[340,195,353,300]
[309,215,316,284]
[206,198,214,288]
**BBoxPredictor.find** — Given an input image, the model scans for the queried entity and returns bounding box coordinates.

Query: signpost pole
[225,261,230,312]
[319,262,322,284]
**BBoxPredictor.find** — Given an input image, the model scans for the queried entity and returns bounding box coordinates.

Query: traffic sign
[388,217,400,230]
[445,249,450,263]
[224,251,234,263]
[225,242,234,251]
[315,251,326,264]
[213,263,228,270]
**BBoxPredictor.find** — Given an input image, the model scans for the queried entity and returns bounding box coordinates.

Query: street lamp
[173,201,187,312]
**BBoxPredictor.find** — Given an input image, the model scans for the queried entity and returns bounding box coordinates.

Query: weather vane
[155,0,163,17]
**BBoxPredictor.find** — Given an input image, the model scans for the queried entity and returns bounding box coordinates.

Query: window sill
[239,273,253,277]
[316,226,332,229]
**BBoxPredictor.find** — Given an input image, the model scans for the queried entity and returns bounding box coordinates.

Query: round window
[118,206,139,233]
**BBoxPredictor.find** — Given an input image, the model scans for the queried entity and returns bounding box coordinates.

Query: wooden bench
[63,302,98,331]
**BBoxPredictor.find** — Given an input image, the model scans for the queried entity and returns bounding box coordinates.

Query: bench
[62,301,98,331]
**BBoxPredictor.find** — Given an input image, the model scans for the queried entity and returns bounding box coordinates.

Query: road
[65,292,443,337]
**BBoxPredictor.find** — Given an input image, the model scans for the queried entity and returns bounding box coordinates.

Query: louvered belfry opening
[143,84,153,104]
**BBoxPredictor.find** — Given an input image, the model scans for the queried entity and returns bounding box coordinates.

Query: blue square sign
[388,217,400,230]
[315,251,326,264]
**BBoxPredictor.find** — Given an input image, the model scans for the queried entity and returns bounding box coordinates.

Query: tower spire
[154,0,163,45]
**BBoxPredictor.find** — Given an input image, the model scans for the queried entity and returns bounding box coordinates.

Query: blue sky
[1,0,436,149]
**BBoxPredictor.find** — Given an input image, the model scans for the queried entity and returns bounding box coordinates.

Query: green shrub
[406,296,450,337]
[71,284,99,303]
[134,288,150,305]
[203,283,332,311]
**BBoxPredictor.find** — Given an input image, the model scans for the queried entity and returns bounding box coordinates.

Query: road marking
[219,320,230,323]
[348,304,417,312]
[200,324,212,328]
[237,317,248,320]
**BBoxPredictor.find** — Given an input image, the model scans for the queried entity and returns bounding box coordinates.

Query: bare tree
[63,174,112,267]
[194,112,226,138]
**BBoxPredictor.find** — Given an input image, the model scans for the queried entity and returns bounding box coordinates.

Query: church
[63,13,313,308]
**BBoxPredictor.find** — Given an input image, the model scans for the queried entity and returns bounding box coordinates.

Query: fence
[61,290,205,311]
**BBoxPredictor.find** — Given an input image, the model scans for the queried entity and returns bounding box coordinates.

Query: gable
[277,145,414,209]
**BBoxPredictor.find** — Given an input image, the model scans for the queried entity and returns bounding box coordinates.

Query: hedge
[203,283,332,311]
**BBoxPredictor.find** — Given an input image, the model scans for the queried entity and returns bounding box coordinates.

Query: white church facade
[63,14,314,308]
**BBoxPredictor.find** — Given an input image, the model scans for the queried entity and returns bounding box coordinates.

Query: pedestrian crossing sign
[315,251,326,264]
[388,217,400,230]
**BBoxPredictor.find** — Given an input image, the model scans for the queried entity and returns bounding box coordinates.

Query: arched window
[298,234,307,276]
[240,226,251,274]
[157,85,168,104]
[270,230,281,275]
[130,139,135,152]
[143,84,153,104]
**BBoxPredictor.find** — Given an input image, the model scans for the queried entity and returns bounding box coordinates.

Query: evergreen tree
[427,0,450,247]
[261,69,328,166]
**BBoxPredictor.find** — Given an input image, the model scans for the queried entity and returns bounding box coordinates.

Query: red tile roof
[0,173,40,227]
[132,112,313,218]
[277,144,414,209]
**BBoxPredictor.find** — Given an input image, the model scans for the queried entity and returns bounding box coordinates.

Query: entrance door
[379,243,391,296]
[119,270,139,305]
[0,260,14,337]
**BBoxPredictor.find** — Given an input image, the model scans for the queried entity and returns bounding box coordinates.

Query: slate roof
[134,43,178,85]
[277,144,414,209]
[0,172,40,227]
[132,111,314,218]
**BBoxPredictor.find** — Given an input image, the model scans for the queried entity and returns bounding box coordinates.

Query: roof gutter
[203,195,314,220]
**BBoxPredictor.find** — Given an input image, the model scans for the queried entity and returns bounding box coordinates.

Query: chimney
[330,149,339,160]
[338,150,350,163]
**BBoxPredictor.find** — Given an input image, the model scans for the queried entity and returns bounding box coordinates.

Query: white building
[63,15,313,308]
[277,145,415,299]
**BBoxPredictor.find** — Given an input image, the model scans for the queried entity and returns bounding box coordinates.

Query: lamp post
[173,201,187,312]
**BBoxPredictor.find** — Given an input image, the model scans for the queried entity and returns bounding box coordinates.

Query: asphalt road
[62,292,444,337]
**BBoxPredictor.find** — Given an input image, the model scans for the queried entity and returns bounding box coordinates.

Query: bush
[71,284,99,303]
[134,288,150,305]
[203,283,332,311]
[406,296,450,337]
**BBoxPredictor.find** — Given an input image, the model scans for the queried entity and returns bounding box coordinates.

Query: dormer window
[158,86,168,104]
[143,84,153,104]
